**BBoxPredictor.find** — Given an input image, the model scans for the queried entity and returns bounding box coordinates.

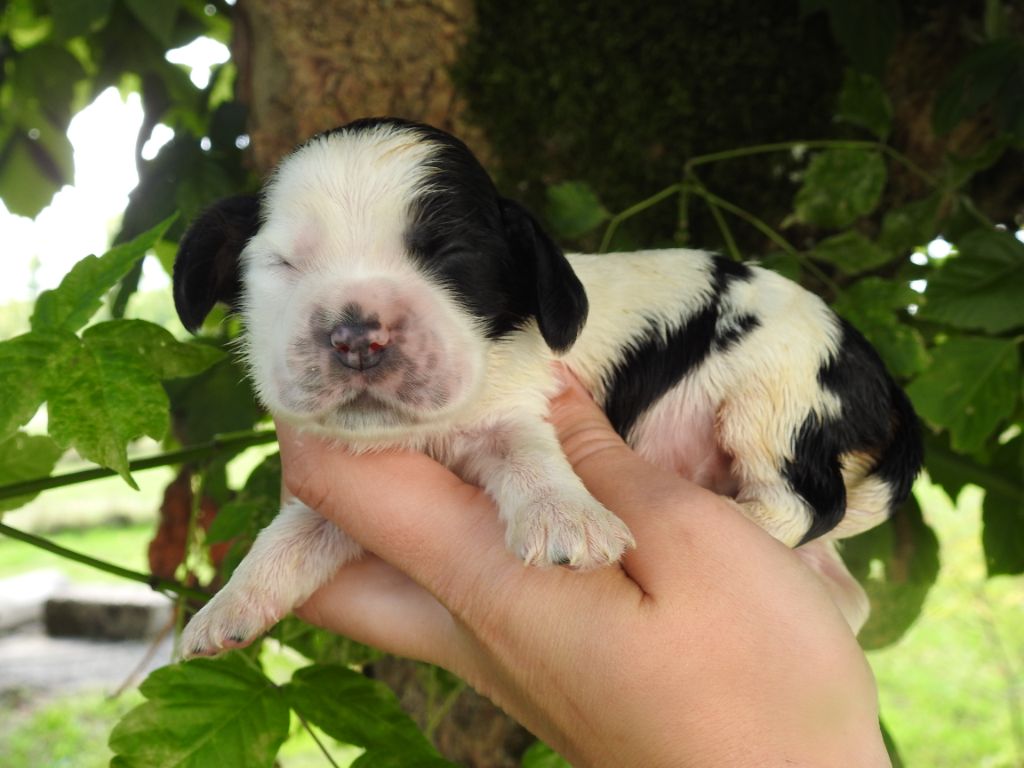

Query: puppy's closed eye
[270,255,298,271]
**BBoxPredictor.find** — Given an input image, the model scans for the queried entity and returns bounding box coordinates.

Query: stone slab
[44,583,174,640]
[0,570,69,631]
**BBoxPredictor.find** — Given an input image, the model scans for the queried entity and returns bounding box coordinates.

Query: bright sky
[0,37,230,306]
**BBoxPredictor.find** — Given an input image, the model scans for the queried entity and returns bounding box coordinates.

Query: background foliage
[0,0,1021,766]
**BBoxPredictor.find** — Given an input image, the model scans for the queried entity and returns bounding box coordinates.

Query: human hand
[277,369,890,768]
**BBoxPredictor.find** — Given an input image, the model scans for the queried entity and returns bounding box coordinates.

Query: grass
[0,689,143,767]
[1,477,1021,766]
[868,481,1023,768]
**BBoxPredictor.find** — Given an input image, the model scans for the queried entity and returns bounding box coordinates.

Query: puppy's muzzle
[330,316,391,371]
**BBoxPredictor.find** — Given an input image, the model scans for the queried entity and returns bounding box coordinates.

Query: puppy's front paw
[181,585,284,659]
[508,492,635,569]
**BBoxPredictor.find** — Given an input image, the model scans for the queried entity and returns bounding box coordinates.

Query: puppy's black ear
[173,195,260,333]
[499,198,588,352]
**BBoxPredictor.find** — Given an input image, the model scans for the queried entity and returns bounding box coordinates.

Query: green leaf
[880,717,905,768]
[205,500,260,544]
[832,278,927,378]
[283,664,438,757]
[49,0,114,40]
[756,251,802,282]
[933,39,1024,136]
[122,0,179,46]
[906,336,1020,454]
[31,215,176,333]
[0,330,72,442]
[920,229,1024,334]
[836,69,892,140]
[0,122,74,218]
[878,194,941,255]
[82,319,225,381]
[0,432,63,514]
[109,654,289,768]
[941,138,1010,191]
[164,355,263,444]
[811,0,901,77]
[12,43,87,124]
[841,496,939,650]
[275,617,383,668]
[43,320,220,486]
[981,435,1024,576]
[545,181,609,240]
[521,741,572,768]
[811,230,894,274]
[793,149,887,229]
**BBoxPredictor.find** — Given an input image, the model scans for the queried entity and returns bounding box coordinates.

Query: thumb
[548,363,638,479]
[548,364,723,551]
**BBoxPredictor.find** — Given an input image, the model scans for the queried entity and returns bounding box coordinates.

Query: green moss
[454,0,844,249]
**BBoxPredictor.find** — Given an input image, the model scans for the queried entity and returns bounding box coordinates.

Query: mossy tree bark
[235,0,488,173]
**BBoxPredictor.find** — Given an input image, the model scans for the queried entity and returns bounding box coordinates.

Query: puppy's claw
[180,587,284,659]
[509,493,634,570]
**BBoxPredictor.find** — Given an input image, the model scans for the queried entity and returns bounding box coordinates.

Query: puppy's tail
[831,381,924,540]
[872,380,924,510]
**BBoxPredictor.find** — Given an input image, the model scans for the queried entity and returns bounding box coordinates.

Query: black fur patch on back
[787,318,923,544]
[604,256,756,439]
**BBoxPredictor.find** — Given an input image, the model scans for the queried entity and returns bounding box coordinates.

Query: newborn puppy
[173,117,922,656]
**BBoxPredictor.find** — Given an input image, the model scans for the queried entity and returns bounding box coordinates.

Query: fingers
[295,555,456,667]
[276,421,517,614]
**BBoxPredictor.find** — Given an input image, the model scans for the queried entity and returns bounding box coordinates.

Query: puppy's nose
[330,320,391,370]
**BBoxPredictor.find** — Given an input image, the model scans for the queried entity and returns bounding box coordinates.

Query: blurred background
[0,1,1021,766]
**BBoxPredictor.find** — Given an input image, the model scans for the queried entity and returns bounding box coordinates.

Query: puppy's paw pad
[180,589,281,659]
[510,494,635,570]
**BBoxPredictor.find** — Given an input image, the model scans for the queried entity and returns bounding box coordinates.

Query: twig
[0,429,278,501]
[599,183,683,253]
[684,139,937,187]
[110,613,176,699]
[296,711,342,768]
[685,185,841,295]
[0,522,208,602]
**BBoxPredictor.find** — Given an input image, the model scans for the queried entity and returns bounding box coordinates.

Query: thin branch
[698,186,742,261]
[0,522,209,601]
[684,139,938,187]
[685,186,841,294]
[295,711,342,768]
[0,429,278,501]
[599,183,683,253]
[425,679,467,741]
[110,614,176,699]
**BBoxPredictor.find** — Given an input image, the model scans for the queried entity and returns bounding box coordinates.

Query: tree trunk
[234,0,488,173]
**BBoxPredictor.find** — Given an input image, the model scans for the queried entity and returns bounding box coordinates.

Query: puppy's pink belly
[674,445,737,497]
[628,403,738,497]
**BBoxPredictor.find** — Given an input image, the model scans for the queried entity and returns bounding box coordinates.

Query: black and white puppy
[174,117,922,656]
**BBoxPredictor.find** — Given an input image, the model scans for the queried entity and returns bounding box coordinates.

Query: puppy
[173,117,922,656]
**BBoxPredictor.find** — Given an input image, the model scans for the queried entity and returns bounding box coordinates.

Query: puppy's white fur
[179,122,899,655]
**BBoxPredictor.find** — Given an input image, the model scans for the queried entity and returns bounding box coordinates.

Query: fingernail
[550,361,573,396]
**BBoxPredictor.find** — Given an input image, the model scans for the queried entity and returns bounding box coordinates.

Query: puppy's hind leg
[717,393,845,547]
[182,499,362,658]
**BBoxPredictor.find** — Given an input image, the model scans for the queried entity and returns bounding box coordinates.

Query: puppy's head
[173,117,588,439]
